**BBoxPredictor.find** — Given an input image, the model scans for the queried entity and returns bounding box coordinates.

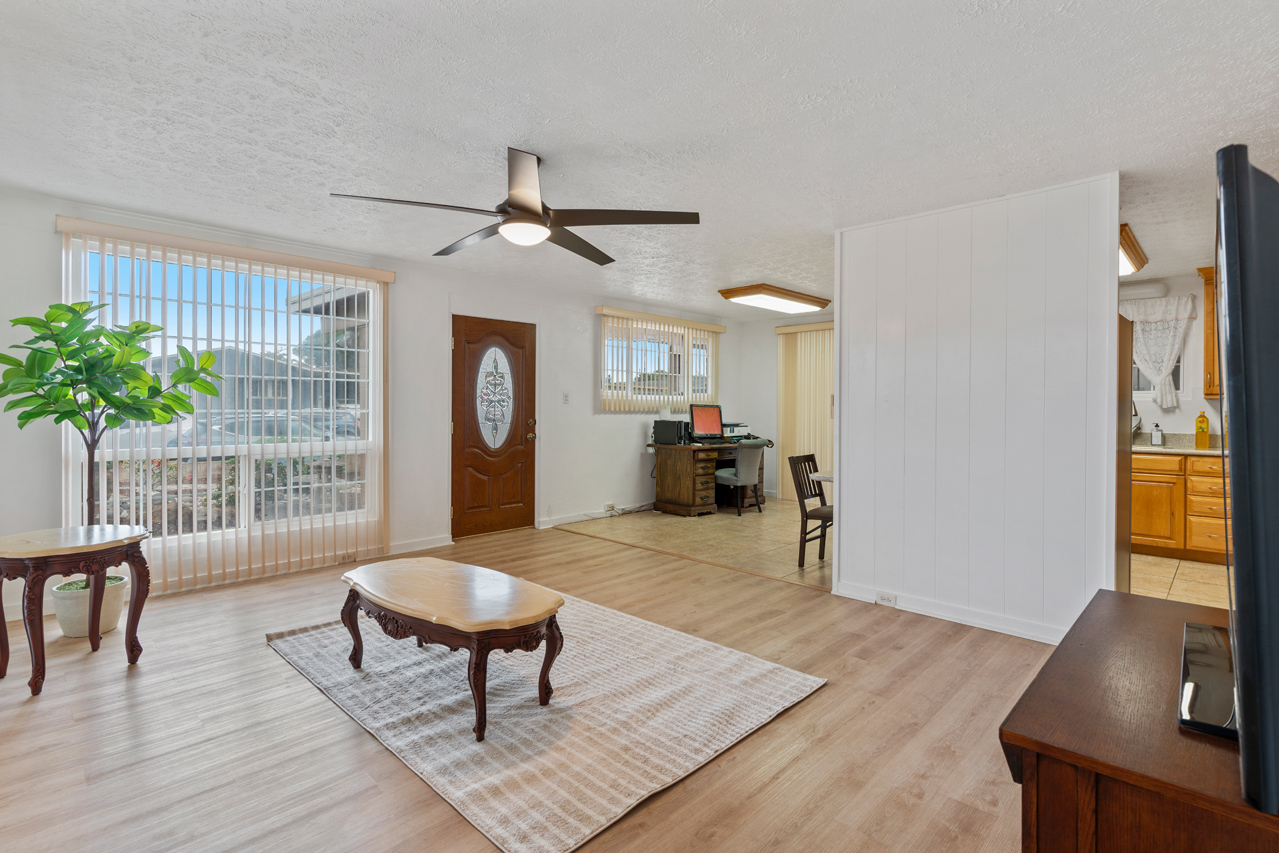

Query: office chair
[715,438,769,516]
[788,454,833,567]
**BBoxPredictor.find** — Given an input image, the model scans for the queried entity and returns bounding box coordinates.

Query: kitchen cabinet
[1130,452,1228,562]
[1199,266,1220,399]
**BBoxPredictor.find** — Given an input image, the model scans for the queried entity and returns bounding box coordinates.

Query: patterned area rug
[268,595,824,853]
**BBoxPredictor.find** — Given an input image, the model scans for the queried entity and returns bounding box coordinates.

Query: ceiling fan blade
[434,222,503,256]
[548,209,700,227]
[330,193,501,217]
[506,148,543,215]
[546,227,615,266]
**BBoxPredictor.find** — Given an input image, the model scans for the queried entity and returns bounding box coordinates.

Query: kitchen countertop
[1131,432,1223,457]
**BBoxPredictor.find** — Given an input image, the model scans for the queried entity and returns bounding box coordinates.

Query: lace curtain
[1119,294,1197,408]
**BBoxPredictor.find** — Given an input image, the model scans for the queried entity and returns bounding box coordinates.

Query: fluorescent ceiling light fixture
[498,216,551,246]
[718,283,831,314]
[1119,223,1148,276]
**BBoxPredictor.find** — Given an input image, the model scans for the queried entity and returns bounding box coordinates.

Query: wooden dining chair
[788,454,833,568]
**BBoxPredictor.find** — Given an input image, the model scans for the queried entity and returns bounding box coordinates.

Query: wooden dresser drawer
[1133,454,1184,475]
[694,450,720,461]
[1186,494,1229,519]
[693,475,717,491]
[1187,475,1228,498]
[1187,515,1231,552]
[1187,456,1229,477]
[694,460,717,475]
[693,488,716,507]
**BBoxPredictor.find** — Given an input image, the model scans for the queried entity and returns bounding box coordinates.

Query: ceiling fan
[331,148,699,266]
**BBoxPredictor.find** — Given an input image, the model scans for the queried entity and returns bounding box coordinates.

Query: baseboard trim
[389,535,453,554]
[833,581,1065,645]
[538,502,655,529]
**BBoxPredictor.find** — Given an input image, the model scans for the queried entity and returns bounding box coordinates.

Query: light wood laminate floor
[561,498,833,591]
[0,529,1047,852]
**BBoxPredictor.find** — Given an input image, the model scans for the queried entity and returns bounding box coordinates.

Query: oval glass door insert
[475,346,514,449]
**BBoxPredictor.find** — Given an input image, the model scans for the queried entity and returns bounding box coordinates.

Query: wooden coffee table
[0,525,151,695]
[340,558,564,741]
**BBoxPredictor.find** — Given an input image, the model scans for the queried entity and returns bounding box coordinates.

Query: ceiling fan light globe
[498,218,551,246]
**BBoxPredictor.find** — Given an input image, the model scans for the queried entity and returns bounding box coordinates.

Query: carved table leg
[123,544,150,664]
[341,589,363,669]
[0,578,7,679]
[538,615,563,706]
[87,569,105,652]
[23,560,48,695]
[468,639,491,742]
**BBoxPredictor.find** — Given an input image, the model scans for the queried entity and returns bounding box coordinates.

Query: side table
[0,526,151,695]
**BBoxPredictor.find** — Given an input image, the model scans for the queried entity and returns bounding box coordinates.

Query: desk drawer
[1133,454,1184,474]
[1187,515,1231,552]
[694,460,717,475]
[695,450,720,461]
[1187,475,1228,498]
[693,488,716,507]
[694,475,717,491]
[1187,494,1229,519]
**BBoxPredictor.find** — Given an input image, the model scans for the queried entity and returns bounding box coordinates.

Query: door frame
[450,312,538,538]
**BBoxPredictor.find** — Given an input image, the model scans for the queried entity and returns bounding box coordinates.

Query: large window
[59,219,389,590]
[1133,356,1182,394]
[598,306,722,412]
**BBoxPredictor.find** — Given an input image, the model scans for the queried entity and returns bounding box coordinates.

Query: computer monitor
[689,404,723,440]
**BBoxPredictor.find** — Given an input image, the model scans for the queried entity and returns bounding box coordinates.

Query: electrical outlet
[563,392,570,404]
[875,592,897,607]
[605,503,615,513]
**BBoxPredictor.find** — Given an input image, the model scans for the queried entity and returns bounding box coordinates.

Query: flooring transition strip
[557,526,831,592]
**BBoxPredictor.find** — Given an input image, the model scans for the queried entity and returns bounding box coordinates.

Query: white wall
[0,186,745,615]
[1129,273,1222,436]
[835,174,1119,644]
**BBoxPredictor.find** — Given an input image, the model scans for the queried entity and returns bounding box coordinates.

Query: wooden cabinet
[1132,473,1185,549]
[1001,592,1279,852]
[1200,266,1220,399]
[650,444,765,517]
[1131,452,1229,561]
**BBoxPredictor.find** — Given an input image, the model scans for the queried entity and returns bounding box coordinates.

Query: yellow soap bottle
[1196,411,1211,450]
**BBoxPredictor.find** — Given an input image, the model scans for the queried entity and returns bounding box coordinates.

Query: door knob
[527,418,536,426]
[527,433,537,441]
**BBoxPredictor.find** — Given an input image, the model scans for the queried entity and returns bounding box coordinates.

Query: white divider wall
[835,174,1119,643]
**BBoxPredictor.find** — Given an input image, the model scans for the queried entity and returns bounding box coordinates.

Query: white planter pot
[51,576,130,639]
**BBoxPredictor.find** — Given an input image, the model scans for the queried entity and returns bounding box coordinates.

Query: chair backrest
[788,454,826,505]
[733,439,768,484]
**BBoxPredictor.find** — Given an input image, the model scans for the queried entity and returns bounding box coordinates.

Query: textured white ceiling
[2,1,1277,319]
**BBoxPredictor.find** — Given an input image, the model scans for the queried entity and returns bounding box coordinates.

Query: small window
[1133,357,1181,393]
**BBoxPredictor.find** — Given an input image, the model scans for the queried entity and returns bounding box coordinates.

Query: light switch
[562,392,570,404]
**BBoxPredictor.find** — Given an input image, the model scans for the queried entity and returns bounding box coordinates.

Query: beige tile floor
[1130,553,1232,609]
[560,497,833,590]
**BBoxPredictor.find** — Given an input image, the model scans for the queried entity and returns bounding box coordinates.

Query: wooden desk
[648,443,766,516]
[999,590,1279,851]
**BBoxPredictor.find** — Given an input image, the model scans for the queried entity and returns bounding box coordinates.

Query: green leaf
[190,378,219,396]
[3,395,46,412]
[149,409,173,425]
[0,353,22,369]
[170,366,198,385]
[11,317,52,331]
[104,413,125,429]
[163,391,195,414]
[17,407,53,426]
[178,345,195,369]
[198,350,217,369]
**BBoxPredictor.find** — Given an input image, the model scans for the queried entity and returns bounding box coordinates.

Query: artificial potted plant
[0,302,220,637]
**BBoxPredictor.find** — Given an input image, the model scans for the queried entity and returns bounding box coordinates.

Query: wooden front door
[452,315,536,538]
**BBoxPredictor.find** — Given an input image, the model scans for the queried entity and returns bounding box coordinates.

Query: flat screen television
[689,404,723,441]
[1216,143,1279,814]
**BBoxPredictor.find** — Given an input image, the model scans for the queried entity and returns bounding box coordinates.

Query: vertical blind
[58,220,390,592]
[598,306,723,412]
[777,324,834,501]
